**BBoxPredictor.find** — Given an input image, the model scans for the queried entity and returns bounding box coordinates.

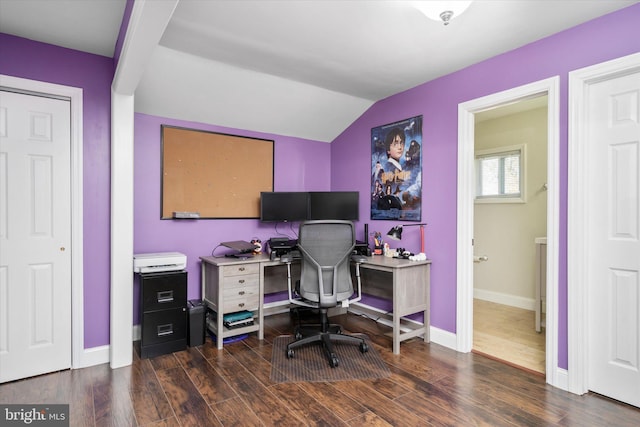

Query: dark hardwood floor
[1,312,639,426]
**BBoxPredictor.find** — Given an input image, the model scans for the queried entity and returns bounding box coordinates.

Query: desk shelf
[206,315,258,336]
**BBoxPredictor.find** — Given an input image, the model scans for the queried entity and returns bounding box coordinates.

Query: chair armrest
[351,254,367,264]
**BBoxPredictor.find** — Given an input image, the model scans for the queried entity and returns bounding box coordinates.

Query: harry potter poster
[371,116,422,221]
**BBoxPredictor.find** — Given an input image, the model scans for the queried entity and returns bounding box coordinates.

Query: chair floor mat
[270,334,391,383]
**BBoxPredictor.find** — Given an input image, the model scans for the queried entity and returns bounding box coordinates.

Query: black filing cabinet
[140,271,187,358]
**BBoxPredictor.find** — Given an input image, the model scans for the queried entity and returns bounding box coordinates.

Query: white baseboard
[429,326,457,351]
[133,324,141,341]
[75,325,140,369]
[75,345,110,369]
[552,367,569,391]
[474,288,535,311]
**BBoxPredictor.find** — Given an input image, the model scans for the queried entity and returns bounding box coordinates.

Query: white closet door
[587,70,640,408]
[0,90,72,383]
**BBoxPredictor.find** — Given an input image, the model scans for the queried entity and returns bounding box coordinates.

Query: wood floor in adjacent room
[473,299,546,374]
[2,312,639,426]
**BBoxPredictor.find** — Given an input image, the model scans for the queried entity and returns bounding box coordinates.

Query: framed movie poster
[371,116,423,221]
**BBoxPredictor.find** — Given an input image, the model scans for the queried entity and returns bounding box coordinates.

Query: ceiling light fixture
[411,1,473,26]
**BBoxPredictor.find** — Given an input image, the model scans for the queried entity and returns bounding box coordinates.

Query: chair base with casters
[286,307,368,368]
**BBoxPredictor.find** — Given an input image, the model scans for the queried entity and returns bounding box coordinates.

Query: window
[475,144,526,203]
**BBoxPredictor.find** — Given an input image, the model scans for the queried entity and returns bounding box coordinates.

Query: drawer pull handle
[157,324,174,337]
[157,290,174,303]
[238,303,245,308]
[239,279,245,284]
[239,267,245,272]
[238,291,245,295]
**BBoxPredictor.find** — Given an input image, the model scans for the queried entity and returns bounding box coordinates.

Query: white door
[587,70,640,407]
[0,90,72,383]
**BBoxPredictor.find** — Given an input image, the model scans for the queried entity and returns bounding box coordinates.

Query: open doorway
[456,77,560,387]
[471,96,548,374]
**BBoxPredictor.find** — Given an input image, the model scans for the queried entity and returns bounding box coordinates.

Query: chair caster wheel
[360,342,369,353]
[330,355,339,368]
[287,349,295,358]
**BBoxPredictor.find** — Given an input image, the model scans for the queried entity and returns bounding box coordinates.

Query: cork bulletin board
[161,125,274,219]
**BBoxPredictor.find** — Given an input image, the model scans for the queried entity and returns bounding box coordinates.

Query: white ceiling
[0,0,127,57]
[1,0,637,141]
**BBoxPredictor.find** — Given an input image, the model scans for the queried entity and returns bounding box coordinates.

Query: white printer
[133,252,187,273]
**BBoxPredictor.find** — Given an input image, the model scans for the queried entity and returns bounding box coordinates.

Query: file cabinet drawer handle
[157,323,174,337]
[157,290,174,303]
[238,303,245,308]
[238,291,245,295]
[238,279,245,284]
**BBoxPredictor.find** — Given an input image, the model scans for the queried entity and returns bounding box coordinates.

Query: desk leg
[216,309,224,350]
[258,264,265,341]
[422,308,430,344]
[424,264,430,343]
[393,312,401,355]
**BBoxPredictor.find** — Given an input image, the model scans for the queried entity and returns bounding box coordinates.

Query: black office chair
[281,220,368,368]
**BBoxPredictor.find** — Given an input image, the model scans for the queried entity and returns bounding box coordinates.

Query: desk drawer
[223,283,259,300]
[142,307,187,345]
[223,294,259,313]
[223,263,259,277]
[222,273,259,289]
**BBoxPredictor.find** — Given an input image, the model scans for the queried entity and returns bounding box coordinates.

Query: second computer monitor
[308,191,359,221]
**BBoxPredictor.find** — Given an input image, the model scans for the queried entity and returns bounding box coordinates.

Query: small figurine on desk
[394,247,410,259]
[251,239,262,254]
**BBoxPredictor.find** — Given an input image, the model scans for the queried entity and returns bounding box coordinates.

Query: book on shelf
[222,310,254,329]
[223,310,253,323]
[224,319,254,329]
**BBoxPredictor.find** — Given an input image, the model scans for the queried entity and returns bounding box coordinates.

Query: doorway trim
[457,76,560,387]
[567,52,640,396]
[0,74,84,368]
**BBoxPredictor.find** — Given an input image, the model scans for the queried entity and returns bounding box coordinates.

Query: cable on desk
[273,221,298,241]
[210,244,227,258]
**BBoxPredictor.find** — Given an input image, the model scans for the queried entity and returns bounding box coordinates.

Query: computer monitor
[260,192,309,222]
[308,191,359,221]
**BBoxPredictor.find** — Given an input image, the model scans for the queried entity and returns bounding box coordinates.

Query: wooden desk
[357,256,431,354]
[200,254,431,354]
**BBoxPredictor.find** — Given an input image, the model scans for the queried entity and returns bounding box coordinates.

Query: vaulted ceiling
[1,0,637,141]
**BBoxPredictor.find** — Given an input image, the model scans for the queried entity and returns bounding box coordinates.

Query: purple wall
[133,113,331,319]
[330,4,640,369]
[0,33,114,349]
